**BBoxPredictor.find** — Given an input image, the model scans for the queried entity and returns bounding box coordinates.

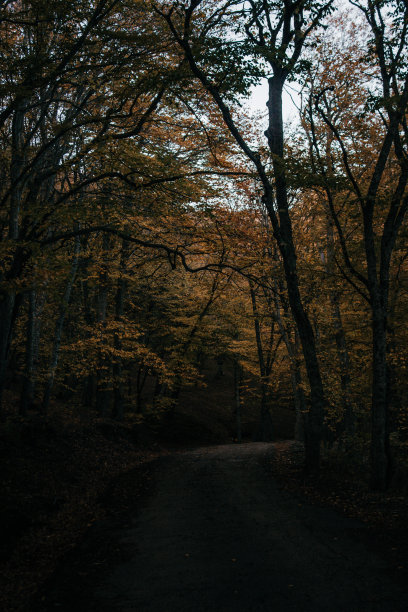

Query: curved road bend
[37,443,407,611]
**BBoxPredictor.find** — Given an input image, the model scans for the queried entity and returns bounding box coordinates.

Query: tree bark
[249,282,274,442]
[234,359,243,443]
[20,290,36,415]
[325,214,354,437]
[265,75,325,473]
[96,233,111,417]
[370,295,392,490]
[273,282,306,442]
[0,100,26,414]
[112,239,129,420]
[42,235,80,413]
[291,363,306,442]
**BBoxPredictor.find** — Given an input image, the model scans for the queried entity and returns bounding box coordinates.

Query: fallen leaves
[0,414,165,612]
[268,442,408,590]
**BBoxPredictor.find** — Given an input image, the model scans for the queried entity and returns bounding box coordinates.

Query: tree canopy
[1,0,408,491]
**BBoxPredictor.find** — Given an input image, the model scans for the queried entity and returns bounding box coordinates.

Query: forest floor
[2,409,408,611]
[30,442,408,612]
[0,410,168,612]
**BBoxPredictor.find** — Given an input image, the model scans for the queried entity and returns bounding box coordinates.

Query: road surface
[35,443,407,611]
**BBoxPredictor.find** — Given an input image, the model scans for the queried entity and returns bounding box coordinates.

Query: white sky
[246,79,300,125]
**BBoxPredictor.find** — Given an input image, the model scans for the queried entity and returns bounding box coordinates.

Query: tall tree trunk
[325,215,354,436]
[80,252,96,409]
[266,75,325,473]
[255,381,274,442]
[370,297,391,490]
[274,283,305,442]
[96,233,110,417]
[249,281,273,442]
[365,199,393,489]
[135,366,148,414]
[42,235,80,414]
[291,363,306,442]
[292,331,306,442]
[0,100,26,414]
[20,290,36,415]
[331,294,354,436]
[234,359,242,443]
[0,294,18,414]
[20,286,46,415]
[112,239,128,421]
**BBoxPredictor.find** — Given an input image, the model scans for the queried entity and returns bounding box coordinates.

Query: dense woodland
[1,0,408,495]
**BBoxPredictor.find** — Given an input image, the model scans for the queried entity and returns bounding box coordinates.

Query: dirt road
[35,443,407,611]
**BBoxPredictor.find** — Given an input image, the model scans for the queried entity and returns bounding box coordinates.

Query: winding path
[37,443,407,611]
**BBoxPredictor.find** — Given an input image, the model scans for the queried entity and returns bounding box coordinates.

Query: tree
[301,3,408,489]
[0,0,209,412]
[156,0,334,472]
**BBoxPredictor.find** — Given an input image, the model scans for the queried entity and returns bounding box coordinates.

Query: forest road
[35,442,407,612]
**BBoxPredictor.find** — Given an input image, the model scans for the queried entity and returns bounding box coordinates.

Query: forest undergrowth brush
[270,439,408,588]
[0,395,167,612]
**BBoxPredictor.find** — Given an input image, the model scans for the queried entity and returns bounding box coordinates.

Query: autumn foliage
[1,0,408,493]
